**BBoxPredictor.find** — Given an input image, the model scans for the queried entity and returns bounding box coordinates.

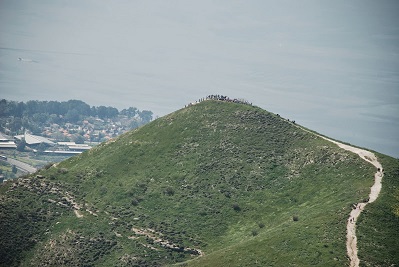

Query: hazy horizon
[1,1,398,158]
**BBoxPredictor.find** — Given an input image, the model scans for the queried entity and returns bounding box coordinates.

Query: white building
[14,132,55,146]
[0,132,17,149]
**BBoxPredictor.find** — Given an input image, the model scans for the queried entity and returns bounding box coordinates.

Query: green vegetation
[356,154,399,266]
[0,100,397,266]
[0,160,14,179]
[0,149,70,171]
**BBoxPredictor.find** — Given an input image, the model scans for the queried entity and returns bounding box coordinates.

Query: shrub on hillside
[58,168,68,174]
[251,229,258,236]
[164,187,175,196]
[100,186,107,195]
[43,162,54,170]
[232,203,241,211]
[131,198,139,206]
[293,215,299,222]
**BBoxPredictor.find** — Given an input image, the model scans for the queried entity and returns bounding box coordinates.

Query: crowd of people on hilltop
[185,95,252,108]
[184,95,300,125]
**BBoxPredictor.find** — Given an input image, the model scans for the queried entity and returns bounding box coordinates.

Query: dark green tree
[65,109,80,123]
[32,113,49,124]
[37,143,48,152]
[66,100,91,116]
[16,139,26,152]
[49,114,61,124]
[0,99,8,116]
[106,107,118,118]
[25,100,39,115]
[73,134,85,144]
[139,110,153,123]
[121,107,137,118]
[10,117,22,132]
[16,102,25,117]
[97,106,108,119]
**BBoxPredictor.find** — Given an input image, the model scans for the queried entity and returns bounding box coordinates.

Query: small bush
[258,222,265,228]
[100,186,107,195]
[58,168,68,174]
[198,211,207,216]
[232,203,241,211]
[293,215,299,221]
[164,187,175,196]
[251,229,258,236]
[43,162,54,170]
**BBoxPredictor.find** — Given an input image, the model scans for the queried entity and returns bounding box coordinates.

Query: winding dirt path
[294,124,383,266]
[317,136,383,267]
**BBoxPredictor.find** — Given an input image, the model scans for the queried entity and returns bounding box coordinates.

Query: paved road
[3,158,37,173]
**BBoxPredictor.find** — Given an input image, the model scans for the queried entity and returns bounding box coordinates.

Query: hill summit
[1,98,398,266]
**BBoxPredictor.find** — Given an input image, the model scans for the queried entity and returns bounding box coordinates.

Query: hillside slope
[0,100,397,266]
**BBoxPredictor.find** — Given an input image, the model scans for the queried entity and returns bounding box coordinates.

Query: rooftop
[24,133,55,145]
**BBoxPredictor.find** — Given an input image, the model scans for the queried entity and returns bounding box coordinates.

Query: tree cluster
[0,99,153,136]
[0,99,153,121]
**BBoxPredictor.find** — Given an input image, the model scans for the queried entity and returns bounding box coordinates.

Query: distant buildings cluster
[40,118,130,143]
[0,133,17,149]
[0,132,92,155]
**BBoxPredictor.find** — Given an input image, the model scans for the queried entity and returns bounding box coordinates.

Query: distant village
[0,113,152,155]
[0,131,91,155]
[0,99,154,153]
[0,118,152,182]
[0,99,154,181]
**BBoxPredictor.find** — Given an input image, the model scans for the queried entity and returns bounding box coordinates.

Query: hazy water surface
[1,1,398,157]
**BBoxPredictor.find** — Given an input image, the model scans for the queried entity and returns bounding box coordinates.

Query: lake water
[1,1,398,157]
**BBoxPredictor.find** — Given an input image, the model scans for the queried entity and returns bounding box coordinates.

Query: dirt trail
[74,210,84,218]
[317,136,383,267]
[294,124,383,266]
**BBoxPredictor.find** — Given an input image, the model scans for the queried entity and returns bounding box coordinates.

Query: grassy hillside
[356,154,399,266]
[0,100,397,266]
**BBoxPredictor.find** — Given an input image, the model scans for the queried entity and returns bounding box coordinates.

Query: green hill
[1,100,398,266]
